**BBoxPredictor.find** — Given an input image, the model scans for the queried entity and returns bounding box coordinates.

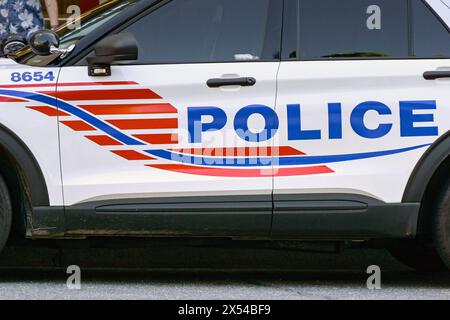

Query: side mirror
[29,30,60,56]
[87,33,138,77]
[29,30,74,58]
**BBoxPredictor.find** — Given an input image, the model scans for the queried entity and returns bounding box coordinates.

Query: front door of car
[57,0,282,236]
[272,0,450,236]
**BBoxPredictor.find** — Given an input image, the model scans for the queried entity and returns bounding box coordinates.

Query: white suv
[0,0,450,271]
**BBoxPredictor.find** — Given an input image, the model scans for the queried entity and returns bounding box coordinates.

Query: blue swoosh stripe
[145,144,431,167]
[0,89,144,146]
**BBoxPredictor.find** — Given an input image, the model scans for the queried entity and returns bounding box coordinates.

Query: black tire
[433,181,450,270]
[388,242,447,272]
[0,174,12,254]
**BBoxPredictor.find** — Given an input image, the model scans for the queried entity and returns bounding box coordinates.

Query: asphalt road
[0,239,449,300]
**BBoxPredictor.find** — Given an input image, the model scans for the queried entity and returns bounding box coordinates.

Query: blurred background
[45,0,111,27]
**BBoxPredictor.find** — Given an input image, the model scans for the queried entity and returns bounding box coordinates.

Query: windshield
[13,0,140,66]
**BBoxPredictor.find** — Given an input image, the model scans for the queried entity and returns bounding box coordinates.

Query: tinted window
[412,0,450,57]
[283,0,409,59]
[120,0,279,64]
[15,0,140,66]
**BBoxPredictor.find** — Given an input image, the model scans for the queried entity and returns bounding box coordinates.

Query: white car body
[0,0,449,240]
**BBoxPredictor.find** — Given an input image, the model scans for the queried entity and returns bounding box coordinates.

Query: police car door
[57,0,282,235]
[273,0,450,235]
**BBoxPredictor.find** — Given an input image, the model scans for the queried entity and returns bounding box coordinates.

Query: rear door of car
[272,0,450,237]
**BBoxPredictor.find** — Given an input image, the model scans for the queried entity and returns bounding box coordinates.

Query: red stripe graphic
[170,146,305,157]
[79,103,177,115]
[27,106,69,116]
[0,96,27,102]
[61,120,96,131]
[86,135,122,146]
[274,166,334,176]
[107,118,178,130]
[0,81,137,88]
[148,164,334,177]
[40,89,162,101]
[134,134,178,144]
[111,150,156,161]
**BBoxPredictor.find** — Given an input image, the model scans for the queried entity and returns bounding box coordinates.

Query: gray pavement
[0,240,449,300]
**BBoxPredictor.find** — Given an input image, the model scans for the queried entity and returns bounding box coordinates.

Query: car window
[117,0,278,64]
[14,0,140,66]
[283,0,409,59]
[412,0,450,58]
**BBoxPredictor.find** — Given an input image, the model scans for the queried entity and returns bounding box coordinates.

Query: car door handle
[423,70,450,80]
[207,77,256,88]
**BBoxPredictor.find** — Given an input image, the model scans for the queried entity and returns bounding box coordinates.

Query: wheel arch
[0,123,49,207]
[403,131,450,235]
[403,131,450,203]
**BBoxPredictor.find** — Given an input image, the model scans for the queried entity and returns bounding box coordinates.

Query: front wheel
[0,174,11,254]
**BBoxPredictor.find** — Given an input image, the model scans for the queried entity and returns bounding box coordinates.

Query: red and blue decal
[0,81,432,178]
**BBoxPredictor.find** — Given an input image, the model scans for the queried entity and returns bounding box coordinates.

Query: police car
[1,0,450,271]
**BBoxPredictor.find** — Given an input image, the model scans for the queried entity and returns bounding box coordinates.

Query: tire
[433,180,450,270]
[388,242,447,272]
[0,174,12,254]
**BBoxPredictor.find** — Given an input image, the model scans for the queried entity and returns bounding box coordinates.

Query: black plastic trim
[403,131,450,203]
[64,195,273,238]
[272,194,419,240]
[31,193,419,240]
[0,123,49,206]
[31,206,64,237]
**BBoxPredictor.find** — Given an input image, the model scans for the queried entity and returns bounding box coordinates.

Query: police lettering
[187,100,438,143]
